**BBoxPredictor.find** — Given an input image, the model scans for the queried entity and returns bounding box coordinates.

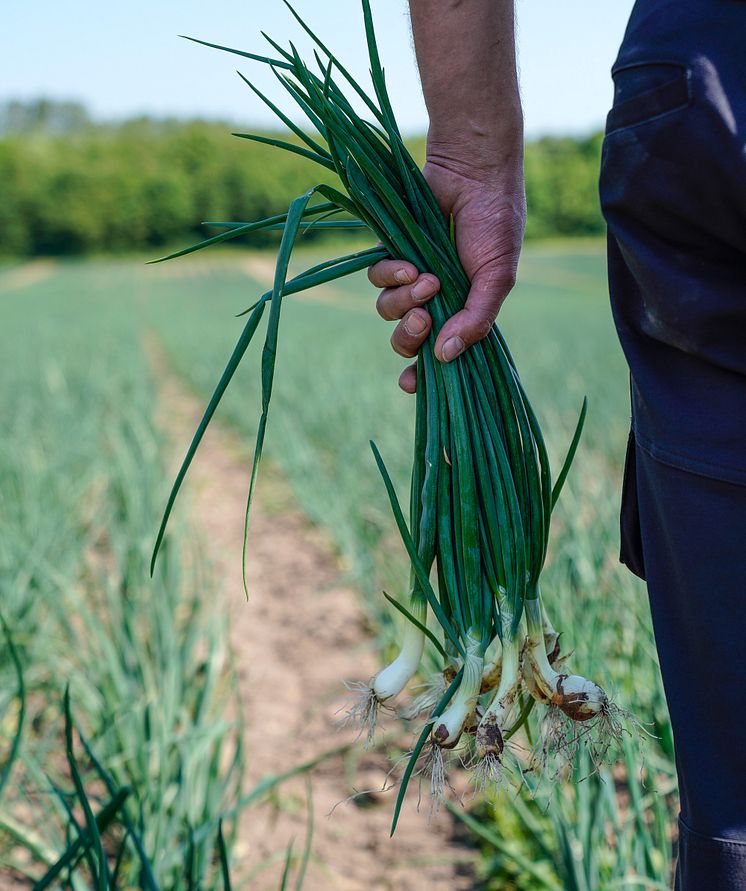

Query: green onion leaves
[154,0,598,824]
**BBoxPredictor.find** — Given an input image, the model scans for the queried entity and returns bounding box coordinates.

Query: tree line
[0,101,605,256]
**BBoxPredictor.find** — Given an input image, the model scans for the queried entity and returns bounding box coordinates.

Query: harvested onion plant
[151,0,625,831]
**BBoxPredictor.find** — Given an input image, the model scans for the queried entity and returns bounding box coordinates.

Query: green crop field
[1,244,678,888]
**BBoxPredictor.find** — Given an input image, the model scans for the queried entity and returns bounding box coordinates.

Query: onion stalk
[431,632,484,749]
[374,607,427,702]
[524,595,606,722]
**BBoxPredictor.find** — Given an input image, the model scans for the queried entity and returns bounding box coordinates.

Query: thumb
[434,266,516,363]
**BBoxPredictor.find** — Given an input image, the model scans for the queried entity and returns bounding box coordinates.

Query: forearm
[408,0,522,178]
[370,1,526,376]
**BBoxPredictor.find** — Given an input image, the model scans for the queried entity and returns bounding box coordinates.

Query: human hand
[368,150,525,393]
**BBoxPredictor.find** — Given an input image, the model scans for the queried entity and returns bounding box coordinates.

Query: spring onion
[150,0,624,832]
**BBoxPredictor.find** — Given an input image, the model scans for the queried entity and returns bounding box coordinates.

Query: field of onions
[0,263,310,887]
[0,247,678,888]
[148,240,678,887]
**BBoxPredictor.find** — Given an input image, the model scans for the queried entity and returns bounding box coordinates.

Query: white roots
[415,738,469,817]
[401,671,448,720]
[533,699,632,778]
[339,605,426,746]
[337,680,393,748]
[422,740,448,807]
[471,751,505,794]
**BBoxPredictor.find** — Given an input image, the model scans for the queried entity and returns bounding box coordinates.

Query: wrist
[426,109,524,184]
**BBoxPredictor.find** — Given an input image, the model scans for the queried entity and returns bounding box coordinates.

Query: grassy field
[1,244,677,888]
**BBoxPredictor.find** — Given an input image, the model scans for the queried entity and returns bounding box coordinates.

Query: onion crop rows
[147,235,677,888]
[0,245,677,887]
[0,263,309,888]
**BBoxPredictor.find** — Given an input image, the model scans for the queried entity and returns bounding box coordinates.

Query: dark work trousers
[600,0,746,887]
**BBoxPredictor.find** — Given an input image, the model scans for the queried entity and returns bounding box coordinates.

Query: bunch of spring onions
[151,0,623,832]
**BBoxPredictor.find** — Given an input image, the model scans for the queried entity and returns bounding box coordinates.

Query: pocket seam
[610,58,687,78]
[634,432,746,488]
[606,62,692,135]
[679,817,746,855]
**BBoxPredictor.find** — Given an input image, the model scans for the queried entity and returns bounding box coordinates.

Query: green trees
[525,133,605,238]
[0,102,605,256]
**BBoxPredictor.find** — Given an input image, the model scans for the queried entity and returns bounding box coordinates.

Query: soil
[0,260,55,294]
[153,349,478,890]
[147,252,370,313]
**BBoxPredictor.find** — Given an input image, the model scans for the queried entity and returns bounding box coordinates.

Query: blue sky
[2,0,634,137]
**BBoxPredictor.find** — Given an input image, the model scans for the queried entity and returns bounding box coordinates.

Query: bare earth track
[0,260,55,294]
[154,353,477,890]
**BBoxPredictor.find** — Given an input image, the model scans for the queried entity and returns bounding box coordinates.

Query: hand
[368,152,525,393]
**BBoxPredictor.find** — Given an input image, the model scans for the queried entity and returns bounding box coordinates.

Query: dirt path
[154,355,477,890]
[148,252,371,313]
[0,259,55,294]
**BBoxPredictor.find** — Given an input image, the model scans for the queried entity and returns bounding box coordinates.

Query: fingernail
[404,311,427,336]
[395,267,413,284]
[441,336,465,362]
[411,278,437,302]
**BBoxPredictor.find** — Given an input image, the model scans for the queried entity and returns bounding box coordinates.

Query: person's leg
[600,2,746,885]
[633,446,746,886]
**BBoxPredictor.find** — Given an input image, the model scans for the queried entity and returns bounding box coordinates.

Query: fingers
[398,362,418,394]
[375,273,440,321]
[434,266,516,363]
[390,308,432,358]
[367,259,419,289]
[368,257,439,377]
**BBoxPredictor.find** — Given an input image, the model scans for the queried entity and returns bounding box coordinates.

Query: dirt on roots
[153,350,477,890]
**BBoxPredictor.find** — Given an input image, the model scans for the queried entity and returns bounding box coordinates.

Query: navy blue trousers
[600,1,746,887]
